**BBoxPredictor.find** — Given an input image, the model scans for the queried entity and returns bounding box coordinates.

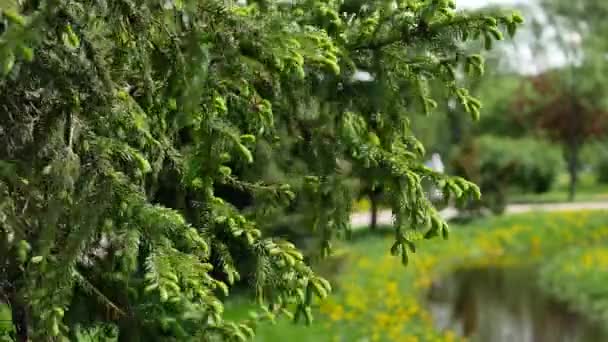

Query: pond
[427,267,608,342]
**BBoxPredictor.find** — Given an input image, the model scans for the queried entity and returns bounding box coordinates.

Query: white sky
[457,0,572,75]
[457,0,533,10]
[353,0,568,79]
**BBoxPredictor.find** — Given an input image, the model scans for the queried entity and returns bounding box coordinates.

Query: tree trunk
[370,196,378,231]
[9,294,29,342]
[566,141,579,202]
[448,109,462,145]
[369,189,380,231]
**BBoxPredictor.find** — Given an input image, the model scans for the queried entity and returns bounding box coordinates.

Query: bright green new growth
[0,0,521,340]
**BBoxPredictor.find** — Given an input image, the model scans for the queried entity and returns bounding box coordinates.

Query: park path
[350,201,608,228]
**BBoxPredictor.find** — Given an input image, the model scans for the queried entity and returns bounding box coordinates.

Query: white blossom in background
[425,153,445,202]
[426,153,445,174]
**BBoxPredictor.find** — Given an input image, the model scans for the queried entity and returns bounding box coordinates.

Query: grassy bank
[226,210,608,341]
[540,246,608,325]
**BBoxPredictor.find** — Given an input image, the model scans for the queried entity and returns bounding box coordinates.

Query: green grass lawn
[509,171,608,204]
[226,210,608,341]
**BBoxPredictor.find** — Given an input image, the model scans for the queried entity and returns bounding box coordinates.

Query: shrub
[452,136,563,213]
[508,139,564,193]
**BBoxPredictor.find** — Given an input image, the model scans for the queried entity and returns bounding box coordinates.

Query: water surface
[427,267,608,342]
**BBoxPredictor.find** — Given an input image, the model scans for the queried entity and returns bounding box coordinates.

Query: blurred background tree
[511,71,608,201]
[407,0,608,212]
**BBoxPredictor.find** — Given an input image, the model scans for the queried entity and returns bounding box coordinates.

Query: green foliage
[498,138,563,193]
[0,0,520,340]
[452,136,563,213]
[475,75,527,136]
[0,305,12,340]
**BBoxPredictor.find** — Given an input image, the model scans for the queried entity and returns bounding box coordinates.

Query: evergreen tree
[0,0,520,340]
